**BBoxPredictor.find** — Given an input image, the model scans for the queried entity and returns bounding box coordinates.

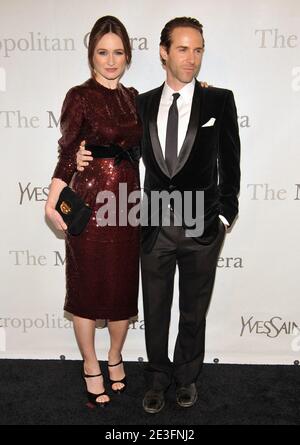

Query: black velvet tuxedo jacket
[136,80,241,253]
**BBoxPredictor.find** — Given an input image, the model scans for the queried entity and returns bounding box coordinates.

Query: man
[77,17,240,414]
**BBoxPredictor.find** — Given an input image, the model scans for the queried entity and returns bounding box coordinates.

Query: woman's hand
[200,81,210,88]
[45,204,67,232]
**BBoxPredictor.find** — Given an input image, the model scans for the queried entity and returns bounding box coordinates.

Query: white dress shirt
[157,79,229,228]
[157,79,195,157]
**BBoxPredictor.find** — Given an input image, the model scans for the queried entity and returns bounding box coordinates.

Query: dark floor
[0,360,299,425]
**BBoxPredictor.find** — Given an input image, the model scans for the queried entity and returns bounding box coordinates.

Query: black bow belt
[85,144,141,167]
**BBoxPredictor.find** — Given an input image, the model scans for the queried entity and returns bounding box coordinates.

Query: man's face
[160,27,204,89]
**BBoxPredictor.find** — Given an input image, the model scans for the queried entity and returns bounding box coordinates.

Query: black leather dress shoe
[176,383,198,408]
[143,389,165,414]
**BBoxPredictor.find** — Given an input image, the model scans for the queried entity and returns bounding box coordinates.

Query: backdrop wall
[1,0,299,364]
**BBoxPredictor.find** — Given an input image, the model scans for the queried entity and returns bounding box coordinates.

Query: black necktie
[165,92,180,176]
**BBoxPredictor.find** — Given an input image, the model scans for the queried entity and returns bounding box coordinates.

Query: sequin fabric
[52,78,142,321]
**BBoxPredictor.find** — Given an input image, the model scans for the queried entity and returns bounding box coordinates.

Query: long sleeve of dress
[52,87,85,184]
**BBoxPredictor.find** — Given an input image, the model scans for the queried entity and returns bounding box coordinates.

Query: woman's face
[93,32,127,84]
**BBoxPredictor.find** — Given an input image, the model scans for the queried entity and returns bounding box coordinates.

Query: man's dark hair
[160,17,204,65]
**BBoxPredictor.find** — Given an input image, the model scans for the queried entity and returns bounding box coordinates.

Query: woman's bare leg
[73,315,110,403]
[108,319,130,391]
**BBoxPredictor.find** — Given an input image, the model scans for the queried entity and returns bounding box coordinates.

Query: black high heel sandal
[82,367,110,407]
[108,355,127,394]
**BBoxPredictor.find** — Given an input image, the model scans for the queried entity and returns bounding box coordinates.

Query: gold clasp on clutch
[60,201,72,215]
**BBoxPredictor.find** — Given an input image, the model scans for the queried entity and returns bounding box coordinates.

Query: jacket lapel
[148,85,171,178]
[172,82,203,178]
[148,81,204,179]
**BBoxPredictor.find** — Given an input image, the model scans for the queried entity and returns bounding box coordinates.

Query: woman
[45,16,142,407]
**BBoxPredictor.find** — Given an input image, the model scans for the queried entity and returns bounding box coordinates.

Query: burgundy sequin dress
[52,78,142,321]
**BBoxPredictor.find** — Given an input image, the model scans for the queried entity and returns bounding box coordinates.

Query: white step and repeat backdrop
[1,0,299,364]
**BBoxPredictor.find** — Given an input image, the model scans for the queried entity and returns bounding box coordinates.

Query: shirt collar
[161,78,195,104]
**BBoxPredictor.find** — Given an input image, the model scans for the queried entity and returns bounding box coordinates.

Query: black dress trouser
[141,215,226,390]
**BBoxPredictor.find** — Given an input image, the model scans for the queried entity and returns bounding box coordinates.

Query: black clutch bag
[55,186,92,236]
